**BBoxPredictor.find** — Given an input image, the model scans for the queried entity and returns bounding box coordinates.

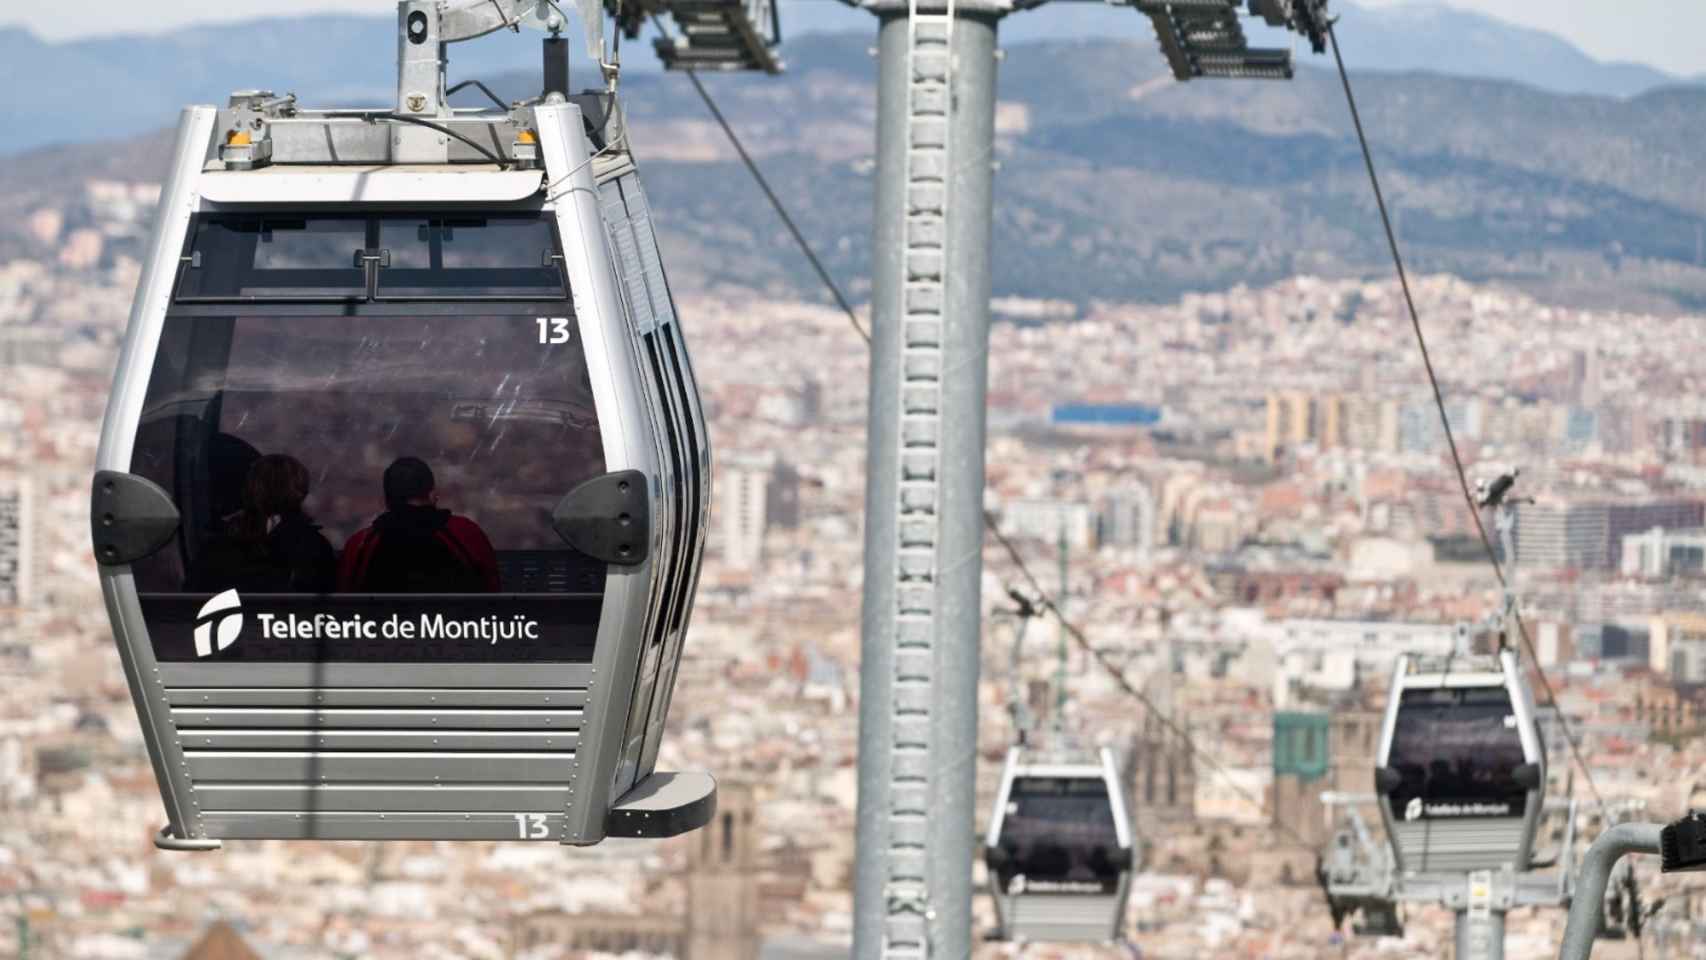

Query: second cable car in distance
[90,0,716,849]
[983,745,1135,943]
[1373,643,1548,875]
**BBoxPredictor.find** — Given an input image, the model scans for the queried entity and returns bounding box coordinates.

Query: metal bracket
[91,470,180,566]
[601,771,717,838]
[551,469,650,565]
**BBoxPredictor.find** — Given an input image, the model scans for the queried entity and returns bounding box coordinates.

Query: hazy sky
[3,0,1704,77]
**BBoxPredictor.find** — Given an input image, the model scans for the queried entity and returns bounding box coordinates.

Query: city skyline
[7,170,1706,954]
[6,5,1706,955]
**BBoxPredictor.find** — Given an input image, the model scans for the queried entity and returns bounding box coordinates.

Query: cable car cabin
[89,82,714,848]
[1373,648,1546,875]
[984,746,1134,942]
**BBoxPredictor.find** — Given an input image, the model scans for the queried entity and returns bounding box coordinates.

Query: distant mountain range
[0,1,1701,156]
[3,32,1705,313]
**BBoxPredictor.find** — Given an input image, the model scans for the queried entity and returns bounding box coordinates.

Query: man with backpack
[337,457,500,593]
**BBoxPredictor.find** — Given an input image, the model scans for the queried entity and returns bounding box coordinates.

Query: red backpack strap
[433,528,480,578]
[347,529,383,590]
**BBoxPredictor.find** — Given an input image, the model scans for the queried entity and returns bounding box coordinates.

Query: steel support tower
[853,2,1000,955]
[845,1,1320,955]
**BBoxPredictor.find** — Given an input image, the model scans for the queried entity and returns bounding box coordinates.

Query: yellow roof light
[226,130,252,146]
[516,129,538,144]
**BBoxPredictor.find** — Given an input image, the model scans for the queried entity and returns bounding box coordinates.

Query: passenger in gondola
[186,453,338,594]
[337,456,501,593]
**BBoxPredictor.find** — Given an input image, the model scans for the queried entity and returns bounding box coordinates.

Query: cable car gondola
[1373,646,1547,875]
[90,0,714,849]
[983,746,1134,942]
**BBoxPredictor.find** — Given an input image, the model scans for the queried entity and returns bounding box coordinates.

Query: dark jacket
[336,505,500,593]
[186,512,337,594]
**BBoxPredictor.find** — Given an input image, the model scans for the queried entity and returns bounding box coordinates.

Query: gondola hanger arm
[434,0,607,70]
[439,0,563,42]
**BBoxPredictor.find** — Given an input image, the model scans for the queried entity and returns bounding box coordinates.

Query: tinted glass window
[378,216,566,298]
[129,310,607,663]
[178,217,367,299]
[1387,686,1531,819]
[992,776,1124,894]
[175,214,565,301]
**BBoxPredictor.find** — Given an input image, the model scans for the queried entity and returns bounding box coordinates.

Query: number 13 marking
[513,813,549,839]
[536,317,570,344]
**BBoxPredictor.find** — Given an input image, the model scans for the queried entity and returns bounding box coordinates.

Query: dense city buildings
[5,176,1706,960]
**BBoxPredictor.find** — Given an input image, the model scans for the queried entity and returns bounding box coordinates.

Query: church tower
[685,781,759,960]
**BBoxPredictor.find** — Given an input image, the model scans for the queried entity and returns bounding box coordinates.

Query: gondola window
[129,212,605,664]
[1387,686,1531,819]
[993,777,1123,893]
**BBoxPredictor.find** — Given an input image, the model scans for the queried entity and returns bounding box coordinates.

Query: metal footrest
[603,770,718,839]
[154,824,222,852]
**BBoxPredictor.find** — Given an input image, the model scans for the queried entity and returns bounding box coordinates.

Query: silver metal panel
[538,102,660,844]
[198,167,543,204]
[596,171,695,792]
[993,891,1124,942]
[1502,648,1545,770]
[602,182,659,334]
[626,178,710,783]
[170,708,582,730]
[591,153,638,186]
[164,688,587,708]
[196,783,571,812]
[1099,747,1133,850]
[1005,761,1112,780]
[201,811,568,841]
[265,118,393,164]
[96,105,217,470]
[1375,656,1405,767]
[157,663,591,688]
[629,329,690,779]
[627,183,676,330]
[178,730,578,751]
[1502,648,1546,869]
[985,747,1019,846]
[95,107,221,842]
[641,326,711,776]
[1402,671,1510,688]
[595,187,672,796]
[184,751,576,782]
[1392,818,1529,875]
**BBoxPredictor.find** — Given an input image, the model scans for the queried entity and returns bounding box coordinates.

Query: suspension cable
[986,520,1320,851]
[668,37,869,342]
[684,24,1322,851]
[1326,21,1605,811]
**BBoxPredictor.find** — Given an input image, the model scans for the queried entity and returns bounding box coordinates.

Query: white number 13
[536,317,570,344]
[513,813,549,839]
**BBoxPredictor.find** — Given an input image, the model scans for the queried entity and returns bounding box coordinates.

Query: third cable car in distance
[91,0,714,849]
[984,745,1135,943]
[1373,640,1548,875]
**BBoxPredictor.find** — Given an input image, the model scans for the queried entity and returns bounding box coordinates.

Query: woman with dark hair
[186,453,337,593]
